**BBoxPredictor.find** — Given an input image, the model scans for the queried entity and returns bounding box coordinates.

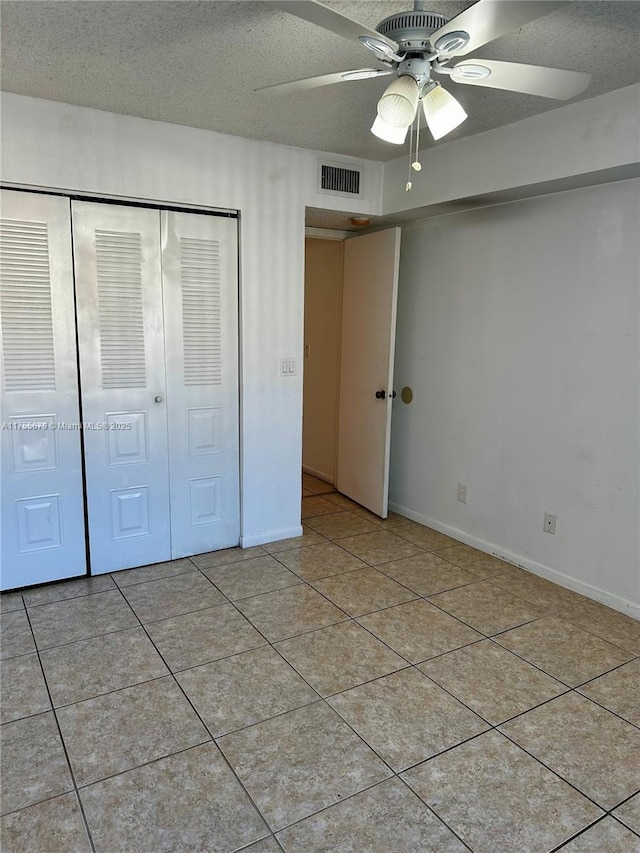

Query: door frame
[301,224,401,514]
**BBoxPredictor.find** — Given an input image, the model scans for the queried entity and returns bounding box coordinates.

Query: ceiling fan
[260,0,591,146]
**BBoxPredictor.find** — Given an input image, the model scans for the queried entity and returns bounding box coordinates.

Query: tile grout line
[610,813,640,841]
[486,636,639,699]
[19,603,97,853]
[15,572,638,832]
[401,737,607,851]
[272,774,476,851]
[15,559,636,655]
[4,505,639,847]
[255,530,566,639]
[110,587,279,843]
[39,672,175,714]
[1,688,631,843]
[607,788,640,812]
[205,532,639,670]
[45,533,635,745]
[200,544,588,845]
[110,554,476,847]
[224,536,640,831]
[12,562,637,724]
[497,725,625,813]
[138,577,469,850]
[547,813,639,852]
[487,609,640,657]
[19,579,119,610]
[301,509,640,649]
[232,835,285,853]
[330,642,572,731]
[16,619,166,656]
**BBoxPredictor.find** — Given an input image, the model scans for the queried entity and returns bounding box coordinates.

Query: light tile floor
[1,473,639,852]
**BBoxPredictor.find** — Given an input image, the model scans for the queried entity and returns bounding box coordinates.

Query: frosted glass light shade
[422,85,467,140]
[370,115,408,144]
[377,76,419,127]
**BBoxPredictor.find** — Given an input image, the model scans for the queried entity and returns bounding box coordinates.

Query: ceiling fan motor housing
[375,10,448,52]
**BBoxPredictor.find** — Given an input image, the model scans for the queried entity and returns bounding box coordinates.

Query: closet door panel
[161,212,240,557]
[72,201,171,574]
[0,190,86,590]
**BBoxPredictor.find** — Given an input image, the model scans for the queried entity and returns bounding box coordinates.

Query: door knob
[375,390,386,400]
[154,395,164,403]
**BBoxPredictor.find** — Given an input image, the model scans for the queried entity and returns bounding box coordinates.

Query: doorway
[302,236,344,487]
[302,224,401,518]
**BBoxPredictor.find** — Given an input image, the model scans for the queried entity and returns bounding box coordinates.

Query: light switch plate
[280,358,296,377]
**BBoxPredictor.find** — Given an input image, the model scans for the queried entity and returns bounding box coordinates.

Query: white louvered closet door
[0,190,87,590]
[72,201,171,574]
[161,212,239,557]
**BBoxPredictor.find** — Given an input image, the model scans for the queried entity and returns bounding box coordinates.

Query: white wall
[384,84,640,216]
[3,89,638,599]
[0,93,383,546]
[390,179,640,615]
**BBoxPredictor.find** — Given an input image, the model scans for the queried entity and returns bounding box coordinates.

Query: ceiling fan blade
[264,0,399,51]
[430,0,569,57]
[451,59,590,99]
[256,69,393,96]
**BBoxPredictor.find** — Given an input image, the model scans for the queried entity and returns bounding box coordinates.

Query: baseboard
[302,465,335,486]
[388,501,640,620]
[240,525,304,549]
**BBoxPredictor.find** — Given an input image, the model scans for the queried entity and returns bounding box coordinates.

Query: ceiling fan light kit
[371,114,409,145]
[422,83,468,140]
[263,0,591,184]
[377,75,420,127]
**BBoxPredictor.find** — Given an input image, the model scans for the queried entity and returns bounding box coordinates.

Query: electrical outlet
[457,483,468,504]
[544,512,557,535]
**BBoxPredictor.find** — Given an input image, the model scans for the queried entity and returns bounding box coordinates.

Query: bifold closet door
[161,211,240,557]
[72,201,171,574]
[0,190,86,590]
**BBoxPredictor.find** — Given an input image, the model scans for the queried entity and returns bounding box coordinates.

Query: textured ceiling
[306,206,384,230]
[2,1,639,161]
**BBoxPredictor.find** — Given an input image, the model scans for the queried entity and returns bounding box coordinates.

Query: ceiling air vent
[317,161,363,198]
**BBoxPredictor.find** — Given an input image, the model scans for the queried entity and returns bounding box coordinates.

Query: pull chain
[406,112,415,192]
[412,107,422,173]
[406,107,422,192]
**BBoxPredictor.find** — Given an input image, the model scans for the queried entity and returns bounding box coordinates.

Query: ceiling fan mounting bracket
[432,58,453,75]
[375,9,449,52]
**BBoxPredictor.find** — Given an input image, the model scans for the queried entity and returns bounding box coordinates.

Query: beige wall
[302,238,344,483]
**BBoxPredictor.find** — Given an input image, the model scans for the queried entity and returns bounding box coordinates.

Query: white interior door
[161,211,240,557]
[336,227,401,518]
[0,190,87,590]
[73,201,171,574]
